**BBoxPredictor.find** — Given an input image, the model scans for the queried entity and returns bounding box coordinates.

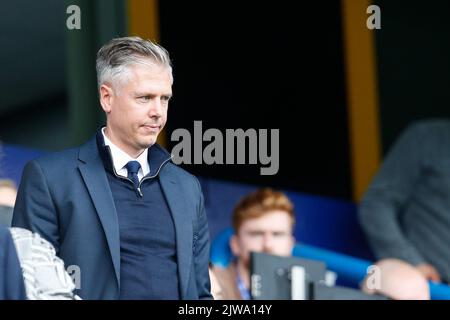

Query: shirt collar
[101,127,150,177]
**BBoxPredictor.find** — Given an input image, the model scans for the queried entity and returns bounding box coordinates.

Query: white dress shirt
[102,128,150,181]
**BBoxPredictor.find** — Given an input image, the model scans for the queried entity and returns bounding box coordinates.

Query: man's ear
[99,84,114,113]
[229,235,240,257]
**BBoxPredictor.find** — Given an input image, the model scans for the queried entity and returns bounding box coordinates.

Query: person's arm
[0,226,26,300]
[12,160,60,252]
[10,227,80,300]
[358,123,429,266]
[193,177,213,300]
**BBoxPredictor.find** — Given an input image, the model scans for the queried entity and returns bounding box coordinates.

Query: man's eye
[248,232,264,237]
[138,96,150,102]
[162,96,171,102]
[273,232,288,237]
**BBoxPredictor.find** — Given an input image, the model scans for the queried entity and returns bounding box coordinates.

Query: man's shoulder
[152,144,205,203]
[149,143,197,183]
[398,119,450,150]
[406,118,450,136]
[164,161,200,185]
[164,161,198,181]
[23,140,95,180]
[32,146,81,168]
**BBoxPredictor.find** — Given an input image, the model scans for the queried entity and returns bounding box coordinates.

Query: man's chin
[138,136,157,149]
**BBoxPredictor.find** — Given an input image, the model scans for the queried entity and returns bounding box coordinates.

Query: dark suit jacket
[0,226,26,299]
[12,135,212,300]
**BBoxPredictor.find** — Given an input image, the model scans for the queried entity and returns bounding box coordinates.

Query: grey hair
[96,36,172,90]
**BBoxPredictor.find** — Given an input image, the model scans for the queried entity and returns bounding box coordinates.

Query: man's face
[230,210,295,268]
[100,61,172,157]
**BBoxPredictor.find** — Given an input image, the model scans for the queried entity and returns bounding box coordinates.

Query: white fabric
[9,227,80,300]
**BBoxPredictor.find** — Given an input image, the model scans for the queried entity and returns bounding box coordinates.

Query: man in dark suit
[0,226,26,299]
[12,37,212,300]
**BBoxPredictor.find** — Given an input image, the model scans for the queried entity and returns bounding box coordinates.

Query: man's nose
[148,98,163,117]
[262,234,275,252]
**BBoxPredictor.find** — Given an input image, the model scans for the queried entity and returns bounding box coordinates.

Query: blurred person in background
[211,188,295,299]
[359,120,450,284]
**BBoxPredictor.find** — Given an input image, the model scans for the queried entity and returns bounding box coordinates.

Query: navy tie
[125,161,141,189]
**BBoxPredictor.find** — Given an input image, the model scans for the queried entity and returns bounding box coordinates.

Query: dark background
[161,2,351,198]
[2,1,450,201]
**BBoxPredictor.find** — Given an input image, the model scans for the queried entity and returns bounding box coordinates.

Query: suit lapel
[159,166,193,299]
[78,137,121,286]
